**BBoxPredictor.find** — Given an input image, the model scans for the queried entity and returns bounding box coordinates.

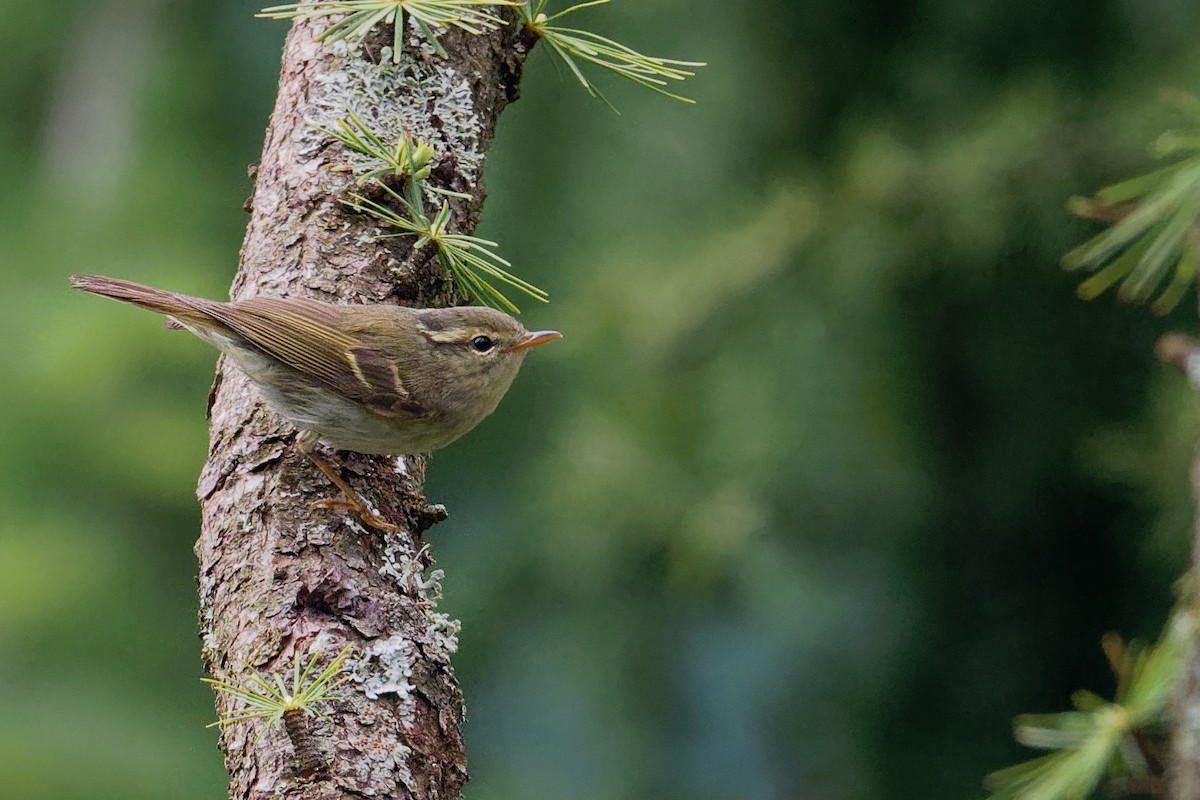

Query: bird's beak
[514,330,562,352]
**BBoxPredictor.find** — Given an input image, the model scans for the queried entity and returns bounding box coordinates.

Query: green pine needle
[308,112,473,199]
[521,0,704,107]
[258,1,518,61]
[982,609,1191,800]
[311,110,436,183]
[1065,117,1200,315]
[343,183,548,312]
[203,645,352,738]
[985,712,1127,800]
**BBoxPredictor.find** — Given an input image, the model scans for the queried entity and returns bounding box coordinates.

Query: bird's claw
[310,497,400,534]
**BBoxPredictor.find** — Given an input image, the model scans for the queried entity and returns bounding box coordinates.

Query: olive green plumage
[72,274,561,456]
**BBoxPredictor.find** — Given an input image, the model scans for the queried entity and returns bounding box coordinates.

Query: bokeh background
[4,1,1200,798]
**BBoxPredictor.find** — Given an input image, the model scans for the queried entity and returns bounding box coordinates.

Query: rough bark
[197,14,528,800]
[1167,331,1200,798]
[1172,453,1200,799]
[1174,559,1200,797]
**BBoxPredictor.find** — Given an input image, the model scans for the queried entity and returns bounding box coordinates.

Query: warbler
[72,275,561,531]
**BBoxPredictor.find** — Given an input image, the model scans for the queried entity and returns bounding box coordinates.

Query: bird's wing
[203,297,427,418]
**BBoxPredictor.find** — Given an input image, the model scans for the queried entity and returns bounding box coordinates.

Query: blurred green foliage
[1065,98,1200,315]
[3,1,1200,799]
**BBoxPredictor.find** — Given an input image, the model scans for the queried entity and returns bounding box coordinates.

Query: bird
[72,274,561,531]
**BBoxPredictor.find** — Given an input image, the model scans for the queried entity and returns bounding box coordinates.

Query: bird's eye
[471,335,495,353]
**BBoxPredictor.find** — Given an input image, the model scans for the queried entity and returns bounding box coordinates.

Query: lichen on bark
[196,13,528,799]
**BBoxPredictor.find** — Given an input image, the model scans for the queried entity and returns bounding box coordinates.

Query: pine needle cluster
[1066,97,1200,314]
[984,611,1190,800]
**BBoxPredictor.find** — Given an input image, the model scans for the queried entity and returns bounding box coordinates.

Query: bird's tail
[71,274,216,328]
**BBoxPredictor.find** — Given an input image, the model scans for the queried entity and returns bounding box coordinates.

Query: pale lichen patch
[306,38,483,186]
[352,632,417,728]
[380,540,444,601]
[423,609,461,662]
[377,539,461,661]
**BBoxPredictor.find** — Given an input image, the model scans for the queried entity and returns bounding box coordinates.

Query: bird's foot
[300,444,400,534]
[310,497,400,534]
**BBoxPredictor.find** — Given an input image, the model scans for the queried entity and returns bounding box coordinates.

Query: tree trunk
[196,14,529,799]
[1173,452,1200,799]
[1163,333,1200,797]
